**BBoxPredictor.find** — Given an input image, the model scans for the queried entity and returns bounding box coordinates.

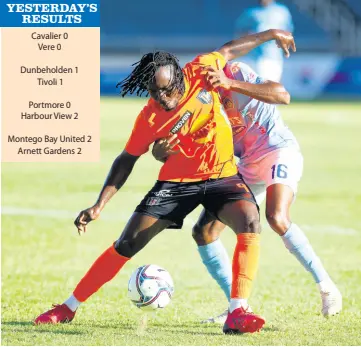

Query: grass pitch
[2,99,361,346]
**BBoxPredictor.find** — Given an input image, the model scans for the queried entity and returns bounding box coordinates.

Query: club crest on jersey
[231,64,240,74]
[170,111,192,134]
[146,197,161,206]
[196,89,212,104]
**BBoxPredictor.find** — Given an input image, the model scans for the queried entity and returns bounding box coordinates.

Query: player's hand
[272,29,296,58]
[152,134,180,163]
[74,205,101,235]
[202,64,231,90]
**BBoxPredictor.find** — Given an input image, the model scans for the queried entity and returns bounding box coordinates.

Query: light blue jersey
[235,2,293,61]
[220,62,299,163]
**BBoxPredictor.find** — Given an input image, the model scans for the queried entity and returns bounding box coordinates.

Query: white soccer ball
[128,264,174,310]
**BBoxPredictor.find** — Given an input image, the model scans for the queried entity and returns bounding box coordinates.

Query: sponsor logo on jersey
[154,189,173,197]
[170,111,192,134]
[196,89,212,104]
[233,125,247,136]
[222,97,234,110]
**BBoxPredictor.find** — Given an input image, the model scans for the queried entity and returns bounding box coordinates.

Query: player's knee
[114,238,139,258]
[247,214,261,234]
[235,213,261,234]
[266,211,290,235]
[192,224,219,246]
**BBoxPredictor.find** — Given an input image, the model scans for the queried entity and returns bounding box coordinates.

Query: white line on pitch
[2,206,359,234]
[1,206,198,227]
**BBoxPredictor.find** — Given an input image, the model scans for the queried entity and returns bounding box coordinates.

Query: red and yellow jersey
[125,52,237,182]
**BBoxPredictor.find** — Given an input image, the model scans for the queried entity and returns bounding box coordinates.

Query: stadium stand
[100,0,361,99]
[100,0,361,53]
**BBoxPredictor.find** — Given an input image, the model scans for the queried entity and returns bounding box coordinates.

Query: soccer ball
[128,264,174,310]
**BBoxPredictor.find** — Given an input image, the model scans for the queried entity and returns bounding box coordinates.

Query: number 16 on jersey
[271,164,288,179]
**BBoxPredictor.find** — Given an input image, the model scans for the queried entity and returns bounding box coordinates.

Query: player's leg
[193,210,230,300]
[192,209,231,324]
[217,200,260,308]
[34,180,201,324]
[260,149,342,316]
[34,213,172,324]
[192,208,226,246]
[218,199,264,333]
[203,175,265,333]
[266,184,342,316]
[72,213,171,302]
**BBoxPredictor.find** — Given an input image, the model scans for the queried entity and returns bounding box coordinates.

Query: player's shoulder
[183,51,225,83]
[225,61,264,84]
[189,51,225,67]
[133,99,165,131]
[227,61,252,71]
[139,99,159,118]
[225,61,252,77]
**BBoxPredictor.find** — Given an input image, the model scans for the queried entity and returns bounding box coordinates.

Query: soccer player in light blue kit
[235,0,294,81]
[152,29,342,323]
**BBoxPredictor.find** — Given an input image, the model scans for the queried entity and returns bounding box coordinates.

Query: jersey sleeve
[125,104,155,157]
[192,51,227,70]
[229,62,265,84]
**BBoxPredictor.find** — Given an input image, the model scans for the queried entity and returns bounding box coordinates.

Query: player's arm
[74,106,153,235]
[228,79,290,105]
[95,151,138,207]
[204,64,290,105]
[74,151,139,235]
[217,29,296,60]
[206,69,290,104]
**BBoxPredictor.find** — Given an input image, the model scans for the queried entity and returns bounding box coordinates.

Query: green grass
[2,99,361,346]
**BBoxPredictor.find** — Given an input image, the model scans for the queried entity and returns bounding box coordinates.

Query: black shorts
[135,174,258,229]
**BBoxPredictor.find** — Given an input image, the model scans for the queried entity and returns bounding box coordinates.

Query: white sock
[229,298,248,313]
[317,279,336,293]
[64,294,81,312]
[281,223,331,283]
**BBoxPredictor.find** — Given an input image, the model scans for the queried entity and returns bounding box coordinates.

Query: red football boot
[34,304,76,325]
[223,307,265,334]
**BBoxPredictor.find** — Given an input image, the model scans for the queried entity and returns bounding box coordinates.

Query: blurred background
[100,0,361,100]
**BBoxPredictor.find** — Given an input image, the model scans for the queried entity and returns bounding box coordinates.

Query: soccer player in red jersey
[34,29,295,334]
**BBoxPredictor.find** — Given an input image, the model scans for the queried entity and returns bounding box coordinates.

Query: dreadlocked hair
[117,51,185,97]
